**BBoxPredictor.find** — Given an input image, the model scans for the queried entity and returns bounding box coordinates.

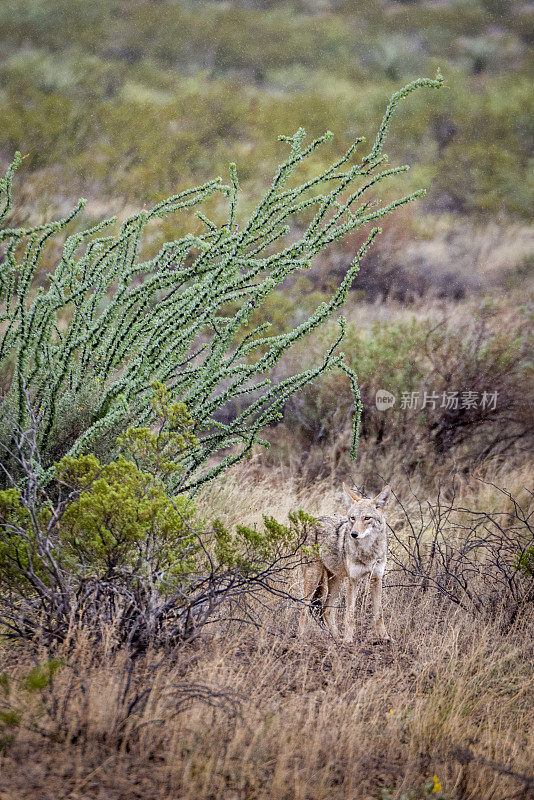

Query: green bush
[0,431,315,649]
[55,454,197,580]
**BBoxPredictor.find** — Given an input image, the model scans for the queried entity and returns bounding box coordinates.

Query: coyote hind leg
[322,574,344,639]
[298,562,327,635]
[343,579,358,644]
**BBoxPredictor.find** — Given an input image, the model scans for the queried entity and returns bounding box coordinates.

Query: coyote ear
[342,482,362,506]
[373,485,391,509]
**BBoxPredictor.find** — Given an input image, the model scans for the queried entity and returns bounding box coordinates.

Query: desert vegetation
[0,2,533,799]
[0,469,532,800]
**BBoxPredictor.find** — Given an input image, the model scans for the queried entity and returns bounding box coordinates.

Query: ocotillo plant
[0,75,443,493]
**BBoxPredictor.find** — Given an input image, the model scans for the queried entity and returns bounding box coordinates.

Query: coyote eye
[364,516,372,522]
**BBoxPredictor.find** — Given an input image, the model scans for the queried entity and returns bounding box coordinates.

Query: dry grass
[319,215,534,304]
[200,456,534,529]
[0,593,532,800]
[1,463,533,800]
[400,219,534,285]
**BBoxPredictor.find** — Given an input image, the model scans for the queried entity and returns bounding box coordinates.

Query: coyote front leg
[370,571,389,640]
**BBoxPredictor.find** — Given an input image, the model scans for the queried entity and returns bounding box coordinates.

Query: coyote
[300,483,391,642]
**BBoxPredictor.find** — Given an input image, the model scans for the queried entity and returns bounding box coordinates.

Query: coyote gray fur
[300,483,391,642]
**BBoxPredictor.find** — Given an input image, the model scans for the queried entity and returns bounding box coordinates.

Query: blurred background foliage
[0,0,532,221]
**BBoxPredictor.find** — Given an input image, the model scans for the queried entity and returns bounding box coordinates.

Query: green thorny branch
[0,74,443,494]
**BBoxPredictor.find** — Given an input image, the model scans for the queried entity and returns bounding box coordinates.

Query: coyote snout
[300,482,391,643]
[348,502,385,540]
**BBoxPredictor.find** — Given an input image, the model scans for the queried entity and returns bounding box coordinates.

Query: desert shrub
[0,85,78,171]
[0,459,313,650]
[0,75,444,492]
[432,141,534,218]
[517,545,534,580]
[281,317,424,449]
[426,74,534,218]
[480,0,511,21]
[0,0,111,51]
[361,32,428,82]
[388,479,534,629]
[413,305,532,459]
[278,304,532,477]
[0,389,316,650]
[81,84,248,199]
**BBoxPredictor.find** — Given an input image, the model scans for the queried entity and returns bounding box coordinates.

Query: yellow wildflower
[432,775,442,793]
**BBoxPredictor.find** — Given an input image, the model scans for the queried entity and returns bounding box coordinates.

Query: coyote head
[342,483,391,540]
